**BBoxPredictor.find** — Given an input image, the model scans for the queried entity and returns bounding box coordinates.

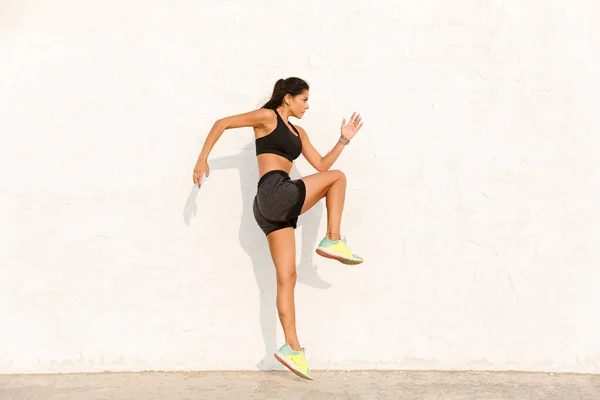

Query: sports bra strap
[288,122,300,136]
[273,109,300,136]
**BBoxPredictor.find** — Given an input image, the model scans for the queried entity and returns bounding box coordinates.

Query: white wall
[1,0,599,374]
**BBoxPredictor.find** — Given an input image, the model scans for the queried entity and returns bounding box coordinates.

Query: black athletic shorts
[252,170,306,236]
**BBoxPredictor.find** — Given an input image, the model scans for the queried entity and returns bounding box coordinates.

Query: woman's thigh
[299,170,345,215]
[266,227,297,283]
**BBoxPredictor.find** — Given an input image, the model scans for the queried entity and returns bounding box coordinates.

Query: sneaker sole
[316,248,363,265]
[274,352,314,381]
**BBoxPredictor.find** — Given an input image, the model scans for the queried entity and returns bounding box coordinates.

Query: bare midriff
[256,153,292,178]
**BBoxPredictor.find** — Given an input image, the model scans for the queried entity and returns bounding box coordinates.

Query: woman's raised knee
[331,169,346,183]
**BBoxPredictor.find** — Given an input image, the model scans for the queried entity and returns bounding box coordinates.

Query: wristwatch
[339,136,350,145]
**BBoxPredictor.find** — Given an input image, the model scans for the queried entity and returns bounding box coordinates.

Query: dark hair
[261,77,309,110]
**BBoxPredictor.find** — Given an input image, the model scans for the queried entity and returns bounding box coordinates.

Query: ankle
[287,342,302,351]
[327,231,342,241]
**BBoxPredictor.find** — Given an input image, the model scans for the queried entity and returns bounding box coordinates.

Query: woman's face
[288,90,309,119]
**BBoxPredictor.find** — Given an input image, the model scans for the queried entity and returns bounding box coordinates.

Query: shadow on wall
[183,139,330,370]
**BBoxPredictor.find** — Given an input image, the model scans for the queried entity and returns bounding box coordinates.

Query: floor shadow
[183,140,330,370]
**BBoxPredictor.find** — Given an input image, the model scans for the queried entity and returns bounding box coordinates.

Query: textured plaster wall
[1,0,599,374]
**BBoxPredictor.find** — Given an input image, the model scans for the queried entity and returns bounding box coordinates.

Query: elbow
[214,118,228,130]
[317,162,329,172]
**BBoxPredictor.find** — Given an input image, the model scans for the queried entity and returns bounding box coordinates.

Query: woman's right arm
[193,108,272,185]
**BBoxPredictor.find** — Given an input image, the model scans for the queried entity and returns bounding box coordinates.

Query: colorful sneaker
[316,236,364,265]
[274,343,314,380]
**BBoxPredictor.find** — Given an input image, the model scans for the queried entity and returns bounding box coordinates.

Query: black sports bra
[255,109,302,162]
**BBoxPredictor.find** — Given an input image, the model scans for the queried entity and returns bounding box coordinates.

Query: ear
[284,93,292,106]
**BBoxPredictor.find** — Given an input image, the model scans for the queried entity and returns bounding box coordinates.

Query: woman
[192,77,363,380]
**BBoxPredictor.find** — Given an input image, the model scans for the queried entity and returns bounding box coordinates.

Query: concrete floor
[1,370,599,400]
